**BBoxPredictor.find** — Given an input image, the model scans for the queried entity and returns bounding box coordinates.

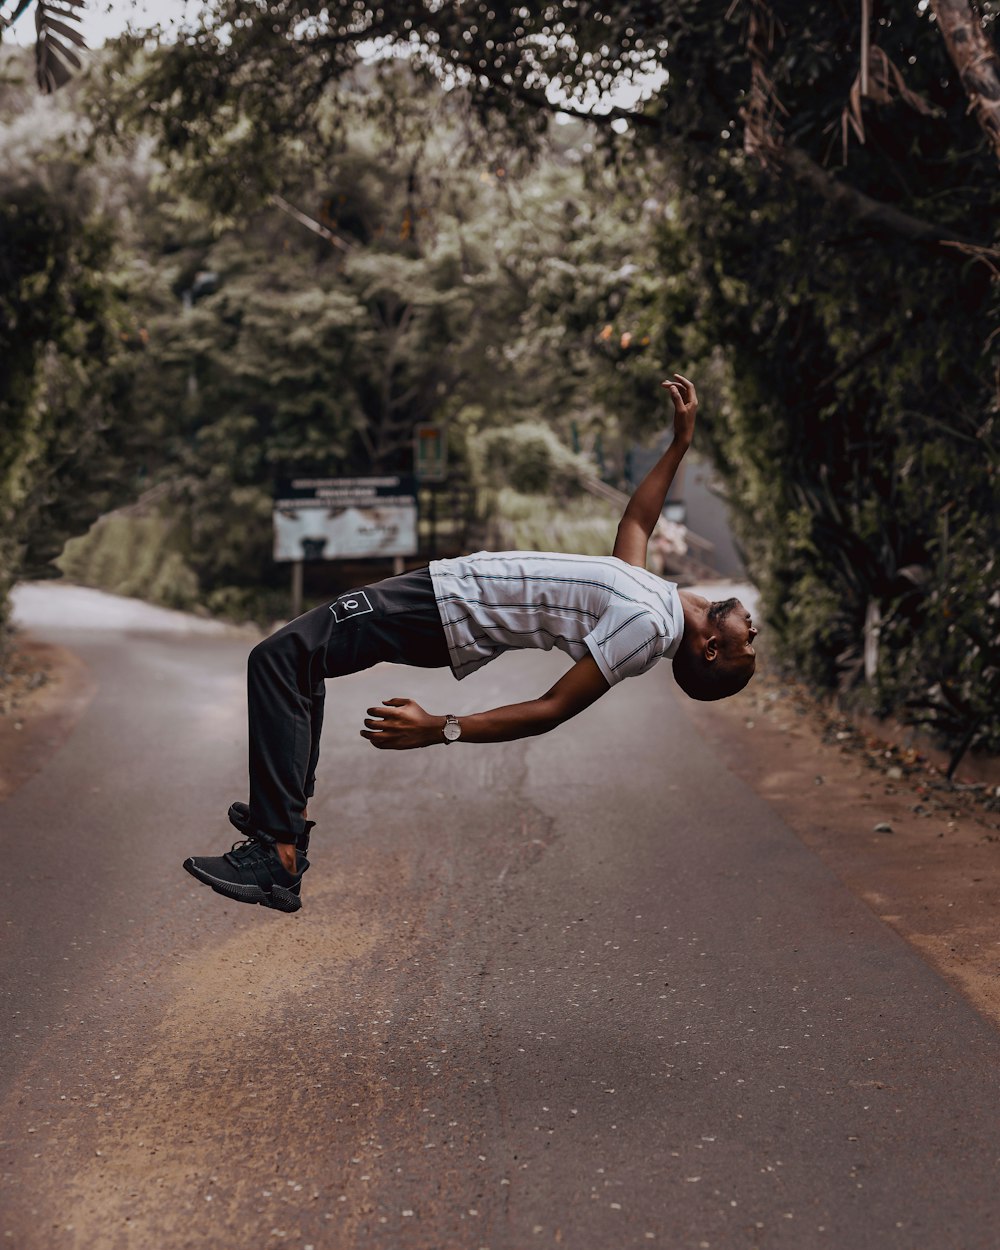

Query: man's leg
[245,567,447,851]
[245,622,324,859]
[183,567,449,911]
[225,677,321,860]
[182,601,337,909]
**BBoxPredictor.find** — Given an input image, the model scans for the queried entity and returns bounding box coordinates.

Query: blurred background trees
[1,1,997,766]
[0,36,149,635]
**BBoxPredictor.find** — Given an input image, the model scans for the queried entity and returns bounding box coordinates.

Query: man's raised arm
[612,374,698,569]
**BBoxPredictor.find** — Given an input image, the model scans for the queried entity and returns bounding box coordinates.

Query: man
[183,374,757,913]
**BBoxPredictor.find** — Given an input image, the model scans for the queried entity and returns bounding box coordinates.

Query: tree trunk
[929,0,1000,168]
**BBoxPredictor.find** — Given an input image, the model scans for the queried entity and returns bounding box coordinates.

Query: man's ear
[705,635,719,663]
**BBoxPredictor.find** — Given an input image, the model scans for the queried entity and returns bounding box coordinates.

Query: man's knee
[248,632,295,678]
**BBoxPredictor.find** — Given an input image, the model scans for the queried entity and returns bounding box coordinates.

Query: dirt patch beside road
[0,636,94,801]
[681,663,1000,1030]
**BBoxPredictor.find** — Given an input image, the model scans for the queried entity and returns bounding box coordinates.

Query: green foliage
[473,421,592,495]
[879,519,1000,765]
[640,6,1000,760]
[0,52,148,637]
[58,511,200,609]
[483,489,618,558]
[467,418,618,556]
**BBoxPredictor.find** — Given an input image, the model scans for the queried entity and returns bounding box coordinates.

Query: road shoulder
[680,662,1000,1030]
[0,635,95,802]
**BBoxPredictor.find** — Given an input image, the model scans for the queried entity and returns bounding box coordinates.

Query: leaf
[39,15,86,47]
[33,0,87,94]
[1,0,36,29]
[841,45,943,160]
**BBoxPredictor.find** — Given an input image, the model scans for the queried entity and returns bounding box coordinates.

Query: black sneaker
[183,829,309,913]
[227,802,313,857]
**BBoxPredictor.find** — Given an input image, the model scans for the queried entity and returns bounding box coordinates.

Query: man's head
[672,596,757,702]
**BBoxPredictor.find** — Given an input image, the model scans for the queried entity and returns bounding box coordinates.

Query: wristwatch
[443,714,462,744]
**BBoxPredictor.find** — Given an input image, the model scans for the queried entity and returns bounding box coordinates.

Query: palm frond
[0,0,38,31]
[34,0,87,94]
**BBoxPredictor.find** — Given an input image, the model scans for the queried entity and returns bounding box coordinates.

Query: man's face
[707,597,758,676]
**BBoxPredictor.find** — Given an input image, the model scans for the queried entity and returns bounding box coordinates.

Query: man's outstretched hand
[362,697,443,749]
[660,372,698,448]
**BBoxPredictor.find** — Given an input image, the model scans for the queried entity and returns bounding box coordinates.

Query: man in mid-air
[183,374,758,913]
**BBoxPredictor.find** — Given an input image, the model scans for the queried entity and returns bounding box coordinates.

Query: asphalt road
[2,583,999,1250]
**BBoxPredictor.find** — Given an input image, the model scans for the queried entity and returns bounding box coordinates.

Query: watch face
[443,719,461,741]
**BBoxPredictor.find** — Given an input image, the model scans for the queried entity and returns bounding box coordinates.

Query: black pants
[247,567,450,838]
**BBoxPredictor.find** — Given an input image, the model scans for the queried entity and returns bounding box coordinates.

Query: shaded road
[2,583,999,1250]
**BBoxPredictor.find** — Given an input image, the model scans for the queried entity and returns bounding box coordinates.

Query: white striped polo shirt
[428,550,684,686]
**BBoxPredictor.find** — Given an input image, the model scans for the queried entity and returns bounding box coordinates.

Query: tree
[0,52,146,641]
[930,0,1000,165]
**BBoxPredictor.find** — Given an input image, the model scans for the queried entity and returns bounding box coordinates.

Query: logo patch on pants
[329,590,374,623]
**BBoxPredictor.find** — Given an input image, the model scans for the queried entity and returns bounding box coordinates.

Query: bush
[474,422,592,495]
[58,512,201,611]
[483,488,617,556]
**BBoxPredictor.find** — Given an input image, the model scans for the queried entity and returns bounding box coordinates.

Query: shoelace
[224,835,274,868]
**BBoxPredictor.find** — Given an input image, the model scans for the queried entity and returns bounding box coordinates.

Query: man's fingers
[664,381,686,402]
[363,717,388,729]
[673,372,696,399]
[383,697,409,707]
[366,707,387,718]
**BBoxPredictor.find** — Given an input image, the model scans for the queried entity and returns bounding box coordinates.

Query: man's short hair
[672,648,754,702]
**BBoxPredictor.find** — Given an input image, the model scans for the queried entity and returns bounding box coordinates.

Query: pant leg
[303,681,325,802]
[247,568,448,838]
[246,608,330,839]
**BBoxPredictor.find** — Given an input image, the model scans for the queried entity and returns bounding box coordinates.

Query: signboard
[413,423,447,482]
[273,476,418,563]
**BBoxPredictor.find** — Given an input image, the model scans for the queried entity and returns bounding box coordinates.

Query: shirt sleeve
[583,605,666,687]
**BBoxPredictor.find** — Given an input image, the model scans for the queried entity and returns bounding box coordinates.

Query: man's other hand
[361,697,444,749]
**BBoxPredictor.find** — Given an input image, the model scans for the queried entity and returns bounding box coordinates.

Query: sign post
[413,425,447,559]
[413,424,447,483]
[290,558,304,620]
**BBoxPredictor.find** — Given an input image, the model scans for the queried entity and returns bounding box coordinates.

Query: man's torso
[428,550,684,685]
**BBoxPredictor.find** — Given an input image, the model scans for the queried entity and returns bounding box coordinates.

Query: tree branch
[780,145,995,252]
[270,194,350,252]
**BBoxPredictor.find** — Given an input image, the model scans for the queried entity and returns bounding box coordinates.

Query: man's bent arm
[361,656,610,749]
[612,374,698,569]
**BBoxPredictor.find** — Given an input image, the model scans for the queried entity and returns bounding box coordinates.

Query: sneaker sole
[182,857,302,914]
